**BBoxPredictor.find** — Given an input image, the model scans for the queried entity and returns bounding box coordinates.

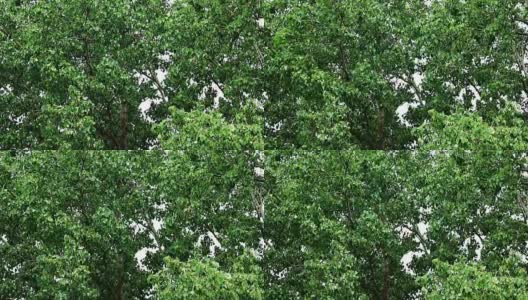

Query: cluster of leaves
[151,254,263,300]
[420,258,528,299]
[2,0,528,299]
[2,0,527,150]
[2,121,527,298]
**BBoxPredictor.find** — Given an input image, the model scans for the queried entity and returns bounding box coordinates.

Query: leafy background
[1,0,528,299]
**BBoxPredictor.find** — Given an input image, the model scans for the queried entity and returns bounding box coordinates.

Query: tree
[408,0,528,125]
[0,0,167,149]
[265,151,416,299]
[0,151,162,298]
[3,0,528,299]
[265,0,423,149]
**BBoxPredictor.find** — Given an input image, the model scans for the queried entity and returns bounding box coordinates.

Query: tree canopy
[2,0,528,299]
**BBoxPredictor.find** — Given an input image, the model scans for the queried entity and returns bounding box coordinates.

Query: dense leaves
[2,0,528,149]
[0,151,160,298]
[421,258,528,299]
[2,0,528,299]
[151,255,263,300]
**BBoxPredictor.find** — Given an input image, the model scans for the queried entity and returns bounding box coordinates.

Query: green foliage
[2,0,528,299]
[158,0,265,118]
[416,104,528,150]
[2,0,528,149]
[151,254,263,300]
[0,151,159,299]
[33,236,99,300]
[156,102,263,151]
[265,151,417,299]
[421,259,528,300]
[265,0,421,149]
[0,0,166,149]
[409,0,525,123]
